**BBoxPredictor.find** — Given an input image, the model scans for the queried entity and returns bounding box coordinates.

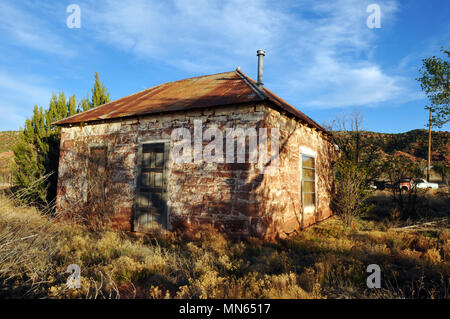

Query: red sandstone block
[236,182,254,192]
[233,201,258,217]
[233,191,251,201]
[194,185,215,193]
[63,140,75,149]
[216,190,232,202]
[198,177,216,184]
[221,163,251,171]
[204,204,232,215]
[215,171,234,178]
[190,217,213,227]
[214,219,249,234]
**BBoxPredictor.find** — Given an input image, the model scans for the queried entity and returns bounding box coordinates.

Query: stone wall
[56,102,335,239]
[258,107,335,238]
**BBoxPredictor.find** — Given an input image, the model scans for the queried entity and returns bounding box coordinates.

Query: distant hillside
[0,131,19,185]
[335,129,450,166]
[367,129,448,165]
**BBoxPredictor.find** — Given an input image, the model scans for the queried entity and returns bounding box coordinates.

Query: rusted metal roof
[53,69,329,134]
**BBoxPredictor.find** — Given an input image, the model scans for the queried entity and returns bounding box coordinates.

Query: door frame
[133,139,170,232]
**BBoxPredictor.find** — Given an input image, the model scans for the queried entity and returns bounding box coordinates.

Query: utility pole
[427,108,432,182]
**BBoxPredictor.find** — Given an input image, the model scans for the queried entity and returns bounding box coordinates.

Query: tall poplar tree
[91,71,110,108]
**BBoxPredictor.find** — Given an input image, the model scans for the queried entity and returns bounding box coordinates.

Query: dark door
[134,142,168,231]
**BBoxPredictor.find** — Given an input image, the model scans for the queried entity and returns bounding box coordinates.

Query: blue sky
[0,0,449,133]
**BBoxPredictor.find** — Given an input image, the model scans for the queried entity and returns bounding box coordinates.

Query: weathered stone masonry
[56,102,335,239]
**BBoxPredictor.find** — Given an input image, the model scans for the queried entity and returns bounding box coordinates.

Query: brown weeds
[0,194,448,299]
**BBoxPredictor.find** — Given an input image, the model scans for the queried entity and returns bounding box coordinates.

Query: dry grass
[366,188,449,227]
[0,195,60,296]
[0,194,448,299]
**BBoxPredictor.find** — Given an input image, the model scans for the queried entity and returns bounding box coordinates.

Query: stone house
[54,58,336,239]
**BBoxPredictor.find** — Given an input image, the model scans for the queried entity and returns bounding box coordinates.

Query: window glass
[303,193,315,206]
[302,168,314,180]
[301,155,316,208]
[302,155,315,168]
[303,181,315,193]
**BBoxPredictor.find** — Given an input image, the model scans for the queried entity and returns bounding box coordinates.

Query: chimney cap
[256,50,266,56]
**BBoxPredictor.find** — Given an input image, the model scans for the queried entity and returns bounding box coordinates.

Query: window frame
[301,155,316,206]
[299,146,317,228]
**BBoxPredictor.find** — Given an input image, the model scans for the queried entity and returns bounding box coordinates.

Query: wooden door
[134,142,168,231]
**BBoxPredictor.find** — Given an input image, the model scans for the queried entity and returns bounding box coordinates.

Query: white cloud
[0,72,52,103]
[0,1,74,56]
[79,0,418,108]
[0,0,421,112]
[305,64,414,107]
[84,0,287,70]
[0,70,53,130]
[279,0,414,108]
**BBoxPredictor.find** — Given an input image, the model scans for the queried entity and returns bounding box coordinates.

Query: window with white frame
[301,154,316,208]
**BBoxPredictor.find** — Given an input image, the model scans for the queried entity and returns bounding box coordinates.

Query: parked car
[398,178,412,191]
[412,179,439,189]
[372,181,397,190]
[369,184,378,190]
[373,181,385,190]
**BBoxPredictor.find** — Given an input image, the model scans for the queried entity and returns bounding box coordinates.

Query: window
[301,155,315,208]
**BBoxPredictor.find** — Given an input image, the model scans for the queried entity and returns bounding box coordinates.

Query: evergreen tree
[68,94,77,117]
[13,95,73,205]
[76,72,109,112]
[13,71,111,206]
[12,137,47,203]
[12,105,48,204]
[78,95,91,113]
[91,71,110,108]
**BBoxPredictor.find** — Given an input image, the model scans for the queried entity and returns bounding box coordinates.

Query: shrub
[332,159,371,227]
